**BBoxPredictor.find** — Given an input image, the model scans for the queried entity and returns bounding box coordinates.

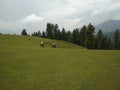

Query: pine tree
[38,30,41,37]
[107,38,113,49]
[85,23,95,49]
[72,28,80,44]
[102,36,108,49]
[66,31,71,42]
[46,23,53,39]
[56,29,62,40]
[114,29,120,49]
[42,31,46,38]
[79,25,87,46]
[61,27,66,40]
[96,30,104,49]
[84,38,92,49]
[21,29,27,36]
[53,24,59,39]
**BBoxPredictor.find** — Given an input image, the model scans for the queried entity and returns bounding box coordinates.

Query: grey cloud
[0,0,120,34]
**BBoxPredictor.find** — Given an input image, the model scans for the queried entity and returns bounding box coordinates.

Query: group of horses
[40,41,56,48]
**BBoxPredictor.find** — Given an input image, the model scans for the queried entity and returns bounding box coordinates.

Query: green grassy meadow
[0,34,120,90]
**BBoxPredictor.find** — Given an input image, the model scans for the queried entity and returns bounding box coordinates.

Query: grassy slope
[0,35,120,90]
[0,34,83,49]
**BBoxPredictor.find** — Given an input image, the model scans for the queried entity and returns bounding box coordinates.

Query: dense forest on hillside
[20,23,120,50]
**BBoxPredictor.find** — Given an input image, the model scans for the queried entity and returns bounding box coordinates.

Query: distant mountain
[95,20,120,33]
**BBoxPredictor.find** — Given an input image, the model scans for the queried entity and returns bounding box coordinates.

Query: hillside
[0,34,84,49]
[95,20,120,33]
[0,34,120,90]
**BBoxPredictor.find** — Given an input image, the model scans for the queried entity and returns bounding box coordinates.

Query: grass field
[0,34,120,90]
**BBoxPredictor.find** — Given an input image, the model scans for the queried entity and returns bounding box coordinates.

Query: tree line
[21,23,120,50]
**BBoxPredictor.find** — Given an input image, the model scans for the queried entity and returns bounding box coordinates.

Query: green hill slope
[0,34,120,90]
[0,34,84,49]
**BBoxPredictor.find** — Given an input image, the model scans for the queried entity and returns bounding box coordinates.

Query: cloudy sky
[0,0,120,34]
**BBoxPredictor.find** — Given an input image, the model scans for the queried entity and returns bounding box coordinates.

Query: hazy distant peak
[95,19,120,33]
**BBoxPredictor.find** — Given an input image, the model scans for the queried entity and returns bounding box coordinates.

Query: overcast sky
[0,0,120,34]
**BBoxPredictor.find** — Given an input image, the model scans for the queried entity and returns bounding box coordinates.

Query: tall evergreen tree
[61,27,66,40]
[79,25,87,46]
[85,23,95,49]
[107,38,113,49]
[102,36,109,49]
[94,30,113,50]
[66,31,71,42]
[21,29,27,36]
[96,30,104,49]
[114,29,120,49]
[72,28,80,44]
[38,30,41,37]
[42,31,46,38]
[46,23,53,39]
[84,38,92,49]
[56,29,62,40]
[53,24,59,39]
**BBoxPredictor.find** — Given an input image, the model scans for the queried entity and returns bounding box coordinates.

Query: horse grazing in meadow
[40,41,44,47]
[51,43,56,48]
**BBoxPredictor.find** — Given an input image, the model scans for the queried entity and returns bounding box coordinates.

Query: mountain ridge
[95,19,120,33]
